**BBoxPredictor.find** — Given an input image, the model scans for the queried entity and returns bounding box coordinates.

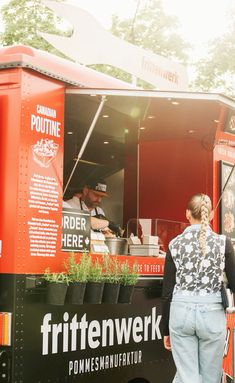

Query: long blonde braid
[187,194,212,256]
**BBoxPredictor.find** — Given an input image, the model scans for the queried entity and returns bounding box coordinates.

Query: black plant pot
[118,284,135,304]
[66,282,86,305]
[46,282,68,306]
[84,282,104,304]
[102,283,120,304]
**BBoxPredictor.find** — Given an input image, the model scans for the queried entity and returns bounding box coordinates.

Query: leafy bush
[43,267,68,284]
[102,254,121,284]
[87,257,104,283]
[119,261,138,286]
[65,252,90,283]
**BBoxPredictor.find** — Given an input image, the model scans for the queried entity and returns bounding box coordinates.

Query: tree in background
[1,0,235,95]
[0,0,71,57]
[0,0,189,88]
[90,0,190,87]
[113,0,188,61]
[192,8,235,97]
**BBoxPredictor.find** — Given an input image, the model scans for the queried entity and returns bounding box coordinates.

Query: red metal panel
[223,312,235,380]
[0,71,21,273]
[0,67,65,274]
[0,45,134,90]
[84,253,165,276]
[139,139,213,223]
[213,107,235,232]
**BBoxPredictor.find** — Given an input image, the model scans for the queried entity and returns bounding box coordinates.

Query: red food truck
[0,44,235,383]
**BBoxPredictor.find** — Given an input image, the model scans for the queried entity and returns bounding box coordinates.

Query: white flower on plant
[185,261,194,270]
[201,276,209,284]
[185,275,193,283]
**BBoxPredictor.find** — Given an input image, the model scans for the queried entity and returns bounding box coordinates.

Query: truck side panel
[0,69,65,275]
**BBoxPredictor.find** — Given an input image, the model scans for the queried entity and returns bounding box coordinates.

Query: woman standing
[162,193,235,383]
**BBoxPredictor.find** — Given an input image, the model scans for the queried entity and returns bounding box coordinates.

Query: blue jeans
[169,294,226,383]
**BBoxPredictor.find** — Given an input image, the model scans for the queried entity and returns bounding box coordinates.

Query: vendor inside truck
[63,177,123,237]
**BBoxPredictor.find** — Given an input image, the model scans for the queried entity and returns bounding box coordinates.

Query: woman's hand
[164,335,172,351]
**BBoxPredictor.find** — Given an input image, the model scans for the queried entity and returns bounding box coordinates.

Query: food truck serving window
[63,88,235,241]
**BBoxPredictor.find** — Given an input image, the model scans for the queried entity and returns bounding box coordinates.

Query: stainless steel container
[129,244,159,256]
[105,238,128,255]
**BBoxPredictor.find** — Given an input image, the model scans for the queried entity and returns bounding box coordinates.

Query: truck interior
[63,90,148,227]
[63,88,235,240]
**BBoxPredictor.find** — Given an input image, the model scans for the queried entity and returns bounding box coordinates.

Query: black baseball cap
[86,178,108,197]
